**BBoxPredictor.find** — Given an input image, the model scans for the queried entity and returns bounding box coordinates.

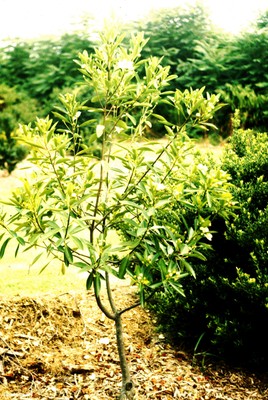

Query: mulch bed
[0,283,267,399]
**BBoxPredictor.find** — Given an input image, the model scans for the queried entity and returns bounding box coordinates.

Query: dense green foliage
[138,5,210,72]
[0,131,28,174]
[222,125,268,281]
[0,84,37,172]
[0,34,96,172]
[134,5,268,137]
[0,33,96,115]
[149,124,268,371]
[1,4,267,143]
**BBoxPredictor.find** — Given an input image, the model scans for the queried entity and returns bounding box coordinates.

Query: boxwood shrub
[149,129,268,371]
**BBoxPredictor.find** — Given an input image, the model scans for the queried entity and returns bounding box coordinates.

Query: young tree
[0,27,229,399]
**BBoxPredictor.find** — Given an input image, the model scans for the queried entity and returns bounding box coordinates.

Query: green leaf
[71,236,84,250]
[38,262,50,274]
[42,227,61,240]
[0,238,11,259]
[169,281,185,296]
[73,262,91,269]
[15,243,20,258]
[87,133,97,145]
[154,198,171,209]
[125,112,136,126]
[79,119,97,127]
[180,244,190,256]
[10,232,25,246]
[121,200,144,210]
[64,245,73,264]
[148,282,162,290]
[118,256,129,279]
[151,113,173,126]
[86,271,94,290]
[188,228,195,242]
[116,120,128,131]
[206,191,212,207]
[159,259,167,280]
[136,227,147,237]
[61,262,66,275]
[139,287,145,307]
[30,252,43,267]
[180,259,196,278]
[192,250,207,261]
[111,239,140,252]
[20,139,45,149]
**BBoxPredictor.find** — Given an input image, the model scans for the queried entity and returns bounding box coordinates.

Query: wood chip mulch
[0,283,267,399]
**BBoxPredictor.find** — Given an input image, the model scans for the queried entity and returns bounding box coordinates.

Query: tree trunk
[115,312,135,400]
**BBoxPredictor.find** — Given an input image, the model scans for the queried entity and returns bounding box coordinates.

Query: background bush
[1,4,267,142]
[149,128,268,371]
[0,84,38,173]
[134,5,268,137]
[0,33,96,116]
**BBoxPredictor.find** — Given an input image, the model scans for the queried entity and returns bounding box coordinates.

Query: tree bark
[115,312,135,400]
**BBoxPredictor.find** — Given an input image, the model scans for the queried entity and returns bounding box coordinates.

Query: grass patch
[0,250,88,297]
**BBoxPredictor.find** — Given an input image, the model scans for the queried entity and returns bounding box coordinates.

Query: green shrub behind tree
[0,84,38,173]
[0,131,28,174]
[222,124,268,280]
[149,124,268,371]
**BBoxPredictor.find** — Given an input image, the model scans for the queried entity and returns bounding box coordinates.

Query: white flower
[205,232,213,241]
[197,163,208,174]
[115,126,124,134]
[155,183,165,191]
[200,226,213,241]
[73,111,81,121]
[116,60,134,71]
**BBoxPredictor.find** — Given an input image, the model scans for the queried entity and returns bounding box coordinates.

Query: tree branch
[94,288,115,321]
[118,287,158,316]
[105,271,117,314]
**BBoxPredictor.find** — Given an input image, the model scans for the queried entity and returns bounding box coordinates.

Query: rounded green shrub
[0,85,38,173]
[149,129,268,371]
[0,131,28,174]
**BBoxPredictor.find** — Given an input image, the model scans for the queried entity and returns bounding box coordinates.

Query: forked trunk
[94,274,136,399]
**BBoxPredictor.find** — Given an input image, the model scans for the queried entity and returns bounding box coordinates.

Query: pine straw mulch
[0,283,267,400]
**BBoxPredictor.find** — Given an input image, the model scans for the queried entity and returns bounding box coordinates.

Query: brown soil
[0,282,267,400]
